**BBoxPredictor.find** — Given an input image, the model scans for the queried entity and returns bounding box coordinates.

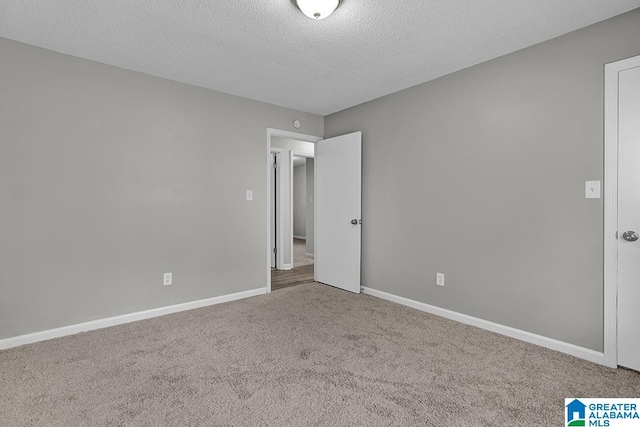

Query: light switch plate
[585,181,600,199]
[246,190,253,201]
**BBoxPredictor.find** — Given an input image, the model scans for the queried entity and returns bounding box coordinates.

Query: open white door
[617,63,640,371]
[315,131,362,293]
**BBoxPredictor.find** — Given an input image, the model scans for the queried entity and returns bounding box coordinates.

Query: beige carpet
[1,283,638,426]
[293,238,314,267]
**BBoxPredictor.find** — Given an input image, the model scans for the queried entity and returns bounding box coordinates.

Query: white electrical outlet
[436,273,445,287]
[163,272,173,286]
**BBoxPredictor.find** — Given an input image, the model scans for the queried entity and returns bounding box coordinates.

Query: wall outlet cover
[163,272,173,286]
[436,273,445,287]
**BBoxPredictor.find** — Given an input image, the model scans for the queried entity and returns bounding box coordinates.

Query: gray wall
[306,158,315,255]
[270,138,315,268]
[293,163,307,239]
[0,37,323,339]
[324,9,640,352]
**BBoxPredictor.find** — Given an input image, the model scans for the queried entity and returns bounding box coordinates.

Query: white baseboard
[361,286,605,366]
[304,252,315,258]
[293,235,306,240]
[0,287,267,350]
[283,263,293,270]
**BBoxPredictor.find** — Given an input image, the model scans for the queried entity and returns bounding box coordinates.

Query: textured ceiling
[1,1,639,115]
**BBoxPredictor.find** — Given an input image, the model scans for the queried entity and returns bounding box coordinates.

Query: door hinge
[273,248,277,253]
[273,161,277,169]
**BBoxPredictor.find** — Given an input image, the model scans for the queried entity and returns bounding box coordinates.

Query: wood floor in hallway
[271,264,314,291]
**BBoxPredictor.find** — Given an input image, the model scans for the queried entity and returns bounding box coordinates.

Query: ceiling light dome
[295,0,340,20]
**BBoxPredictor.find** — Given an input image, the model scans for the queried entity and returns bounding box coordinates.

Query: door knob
[622,231,639,242]
[351,219,359,225]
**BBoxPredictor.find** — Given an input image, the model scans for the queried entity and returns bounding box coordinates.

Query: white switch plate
[436,273,445,287]
[246,190,253,201]
[163,272,172,286]
[585,181,600,199]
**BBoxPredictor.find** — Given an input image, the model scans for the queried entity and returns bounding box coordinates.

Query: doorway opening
[291,152,315,268]
[266,129,363,295]
[266,129,321,293]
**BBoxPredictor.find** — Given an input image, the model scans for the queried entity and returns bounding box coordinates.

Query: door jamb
[290,151,315,269]
[270,148,284,270]
[603,54,640,368]
[266,129,322,293]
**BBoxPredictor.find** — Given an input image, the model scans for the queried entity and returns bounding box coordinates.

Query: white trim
[270,148,284,271]
[304,252,315,258]
[268,129,320,142]
[603,54,640,369]
[361,286,606,366]
[282,263,293,270]
[0,288,266,350]
[314,143,318,282]
[266,128,321,293]
[604,60,620,368]
[293,235,306,240]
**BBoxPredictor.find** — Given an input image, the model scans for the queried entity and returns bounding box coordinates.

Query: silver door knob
[622,231,639,242]
[351,219,358,225]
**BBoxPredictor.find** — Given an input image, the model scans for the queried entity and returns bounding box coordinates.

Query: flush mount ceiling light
[294,0,341,20]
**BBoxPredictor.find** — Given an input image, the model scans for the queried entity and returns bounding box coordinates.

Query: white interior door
[315,132,362,293]
[618,64,640,371]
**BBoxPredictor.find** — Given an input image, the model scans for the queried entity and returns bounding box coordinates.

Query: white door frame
[266,129,322,292]
[270,148,284,270]
[290,151,315,268]
[603,54,640,368]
